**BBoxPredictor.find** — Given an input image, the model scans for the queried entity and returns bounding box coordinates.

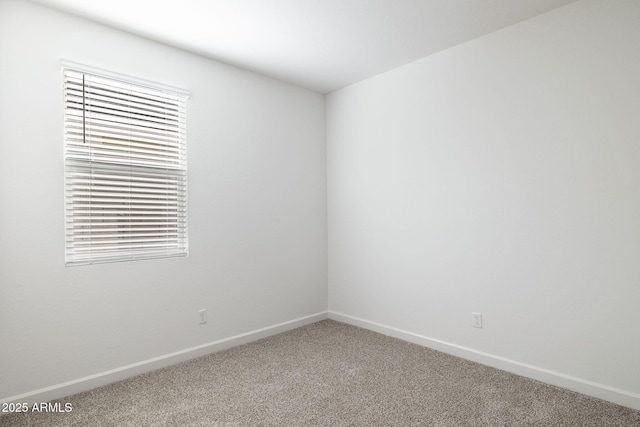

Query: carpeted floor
[2,320,639,426]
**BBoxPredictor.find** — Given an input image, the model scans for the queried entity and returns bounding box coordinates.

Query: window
[63,65,189,266]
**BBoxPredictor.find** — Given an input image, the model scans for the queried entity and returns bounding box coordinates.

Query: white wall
[0,0,326,401]
[328,0,640,409]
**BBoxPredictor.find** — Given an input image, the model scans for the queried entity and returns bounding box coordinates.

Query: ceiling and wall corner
[28,0,578,93]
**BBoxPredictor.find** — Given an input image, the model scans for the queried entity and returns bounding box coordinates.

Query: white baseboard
[328,311,640,411]
[1,311,328,405]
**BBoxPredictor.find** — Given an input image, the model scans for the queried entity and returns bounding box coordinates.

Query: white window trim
[60,60,190,98]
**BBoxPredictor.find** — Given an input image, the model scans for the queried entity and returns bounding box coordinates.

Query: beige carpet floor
[1,320,639,426]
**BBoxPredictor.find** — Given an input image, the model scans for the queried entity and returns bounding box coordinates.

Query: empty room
[1,0,639,425]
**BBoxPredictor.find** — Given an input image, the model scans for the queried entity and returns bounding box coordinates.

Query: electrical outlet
[198,309,207,324]
[472,312,482,328]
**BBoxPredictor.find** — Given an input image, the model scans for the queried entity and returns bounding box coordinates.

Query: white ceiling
[31,0,578,93]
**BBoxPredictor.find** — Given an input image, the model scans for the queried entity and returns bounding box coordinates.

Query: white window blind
[64,68,188,266]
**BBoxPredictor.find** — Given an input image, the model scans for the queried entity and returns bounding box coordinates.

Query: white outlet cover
[198,309,207,324]
[472,312,482,328]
